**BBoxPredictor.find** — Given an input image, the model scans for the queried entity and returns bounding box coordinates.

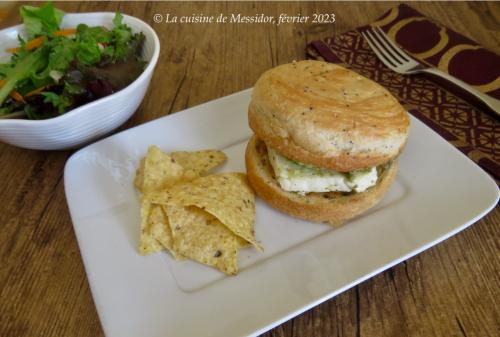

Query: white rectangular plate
[64,89,499,337]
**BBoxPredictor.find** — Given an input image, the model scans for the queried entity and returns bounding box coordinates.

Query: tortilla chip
[170,150,227,175]
[145,190,174,205]
[166,204,238,275]
[134,158,146,192]
[148,205,184,260]
[135,146,256,273]
[168,173,261,251]
[237,237,252,249]
[139,199,163,255]
[142,145,185,194]
[182,169,200,182]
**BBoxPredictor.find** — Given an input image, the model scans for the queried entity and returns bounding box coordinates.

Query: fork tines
[361,26,414,71]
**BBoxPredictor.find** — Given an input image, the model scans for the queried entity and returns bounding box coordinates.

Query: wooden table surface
[0,2,498,336]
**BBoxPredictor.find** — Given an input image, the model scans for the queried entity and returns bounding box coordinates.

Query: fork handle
[422,68,500,115]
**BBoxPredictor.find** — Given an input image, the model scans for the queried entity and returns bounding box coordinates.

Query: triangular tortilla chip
[168,173,262,251]
[170,150,227,175]
[134,158,146,192]
[138,199,163,255]
[166,204,238,275]
[142,145,185,194]
[149,205,184,260]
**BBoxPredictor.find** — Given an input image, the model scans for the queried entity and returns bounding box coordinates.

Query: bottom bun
[245,136,398,226]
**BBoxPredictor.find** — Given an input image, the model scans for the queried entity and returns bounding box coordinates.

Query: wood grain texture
[0,2,498,337]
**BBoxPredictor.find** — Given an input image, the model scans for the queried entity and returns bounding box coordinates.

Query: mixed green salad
[0,2,146,120]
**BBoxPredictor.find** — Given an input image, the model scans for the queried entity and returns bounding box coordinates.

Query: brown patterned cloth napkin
[307,4,499,183]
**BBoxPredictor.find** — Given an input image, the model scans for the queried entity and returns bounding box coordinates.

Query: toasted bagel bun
[245,136,398,225]
[249,60,409,172]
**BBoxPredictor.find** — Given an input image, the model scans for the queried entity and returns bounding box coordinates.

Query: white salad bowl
[0,12,160,150]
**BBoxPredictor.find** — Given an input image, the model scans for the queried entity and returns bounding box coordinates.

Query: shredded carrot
[25,36,45,50]
[6,36,45,53]
[4,47,18,53]
[25,85,52,97]
[5,28,76,53]
[52,28,77,37]
[9,91,25,103]
[0,79,25,103]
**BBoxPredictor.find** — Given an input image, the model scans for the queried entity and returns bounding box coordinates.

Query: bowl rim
[0,12,160,126]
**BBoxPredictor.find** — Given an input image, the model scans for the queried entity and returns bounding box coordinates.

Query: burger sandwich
[245,60,410,225]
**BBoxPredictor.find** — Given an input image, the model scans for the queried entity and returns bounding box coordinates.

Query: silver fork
[361,26,500,116]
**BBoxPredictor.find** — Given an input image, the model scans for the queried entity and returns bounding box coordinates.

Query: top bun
[249,60,410,172]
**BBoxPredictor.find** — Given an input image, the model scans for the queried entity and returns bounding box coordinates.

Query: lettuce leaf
[0,64,11,78]
[41,91,71,113]
[0,46,49,105]
[20,2,64,38]
[110,13,133,60]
